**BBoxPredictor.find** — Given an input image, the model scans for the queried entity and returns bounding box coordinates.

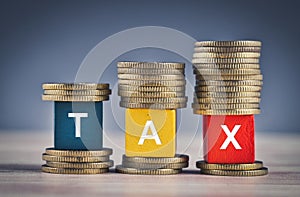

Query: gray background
[0,0,299,133]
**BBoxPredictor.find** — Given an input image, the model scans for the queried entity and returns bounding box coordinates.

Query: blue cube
[54,101,103,150]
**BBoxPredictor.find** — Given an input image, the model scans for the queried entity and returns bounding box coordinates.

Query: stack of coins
[192,40,262,115]
[118,62,187,109]
[42,148,113,174]
[116,154,189,175]
[41,83,113,174]
[192,41,268,176]
[42,83,111,102]
[196,160,268,176]
[117,62,189,175]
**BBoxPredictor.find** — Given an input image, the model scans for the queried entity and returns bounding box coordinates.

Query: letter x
[220,125,242,150]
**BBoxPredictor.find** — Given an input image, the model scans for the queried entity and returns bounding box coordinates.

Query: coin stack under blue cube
[41,83,113,174]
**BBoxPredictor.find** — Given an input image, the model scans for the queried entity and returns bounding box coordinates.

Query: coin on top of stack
[117,62,187,109]
[42,148,113,174]
[192,40,263,115]
[116,154,189,175]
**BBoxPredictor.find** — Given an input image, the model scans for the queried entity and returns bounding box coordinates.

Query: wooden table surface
[0,131,299,197]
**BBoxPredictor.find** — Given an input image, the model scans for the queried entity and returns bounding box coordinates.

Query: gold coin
[195,86,262,92]
[196,91,261,98]
[193,52,260,58]
[200,167,268,176]
[45,148,113,157]
[118,79,186,86]
[194,97,261,104]
[115,165,182,175]
[41,165,109,174]
[196,74,263,81]
[193,68,261,75]
[122,154,189,164]
[120,102,186,109]
[192,103,260,110]
[118,85,185,92]
[192,58,259,64]
[42,95,109,102]
[193,108,261,115]
[118,74,185,80]
[42,154,109,163]
[196,160,263,171]
[194,46,261,53]
[121,97,188,104]
[193,63,260,69]
[122,161,188,169]
[118,90,185,98]
[195,40,262,47]
[196,80,263,86]
[117,62,185,69]
[44,89,111,96]
[46,160,114,169]
[118,68,184,75]
[42,83,109,90]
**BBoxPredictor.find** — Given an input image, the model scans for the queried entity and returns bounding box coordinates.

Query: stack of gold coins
[118,62,187,109]
[196,160,268,176]
[42,83,111,102]
[192,41,268,176]
[41,83,113,174]
[42,148,113,174]
[116,154,189,175]
[192,40,263,115]
[117,62,189,175]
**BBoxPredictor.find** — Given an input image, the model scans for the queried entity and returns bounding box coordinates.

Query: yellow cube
[125,108,176,157]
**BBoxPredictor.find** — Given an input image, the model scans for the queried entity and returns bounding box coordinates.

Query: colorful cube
[54,101,103,150]
[125,108,176,157]
[203,115,255,164]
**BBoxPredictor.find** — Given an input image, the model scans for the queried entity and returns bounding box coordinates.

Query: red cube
[203,115,255,164]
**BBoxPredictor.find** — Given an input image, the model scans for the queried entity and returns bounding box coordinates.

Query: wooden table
[0,131,299,196]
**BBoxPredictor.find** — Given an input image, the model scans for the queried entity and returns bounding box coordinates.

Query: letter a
[68,113,88,138]
[138,120,162,145]
[220,125,242,150]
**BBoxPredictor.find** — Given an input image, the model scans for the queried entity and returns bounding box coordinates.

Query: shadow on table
[0,164,41,173]
[182,169,201,174]
[0,165,204,174]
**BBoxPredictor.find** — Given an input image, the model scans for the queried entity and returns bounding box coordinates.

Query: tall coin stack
[192,41,268,176]
[116,62,189,175]
[41,83,113,174]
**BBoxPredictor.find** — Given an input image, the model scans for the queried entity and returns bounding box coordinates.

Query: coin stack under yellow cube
[192,41,268,176]
[116,62,189,175]
[41,83,113,174]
